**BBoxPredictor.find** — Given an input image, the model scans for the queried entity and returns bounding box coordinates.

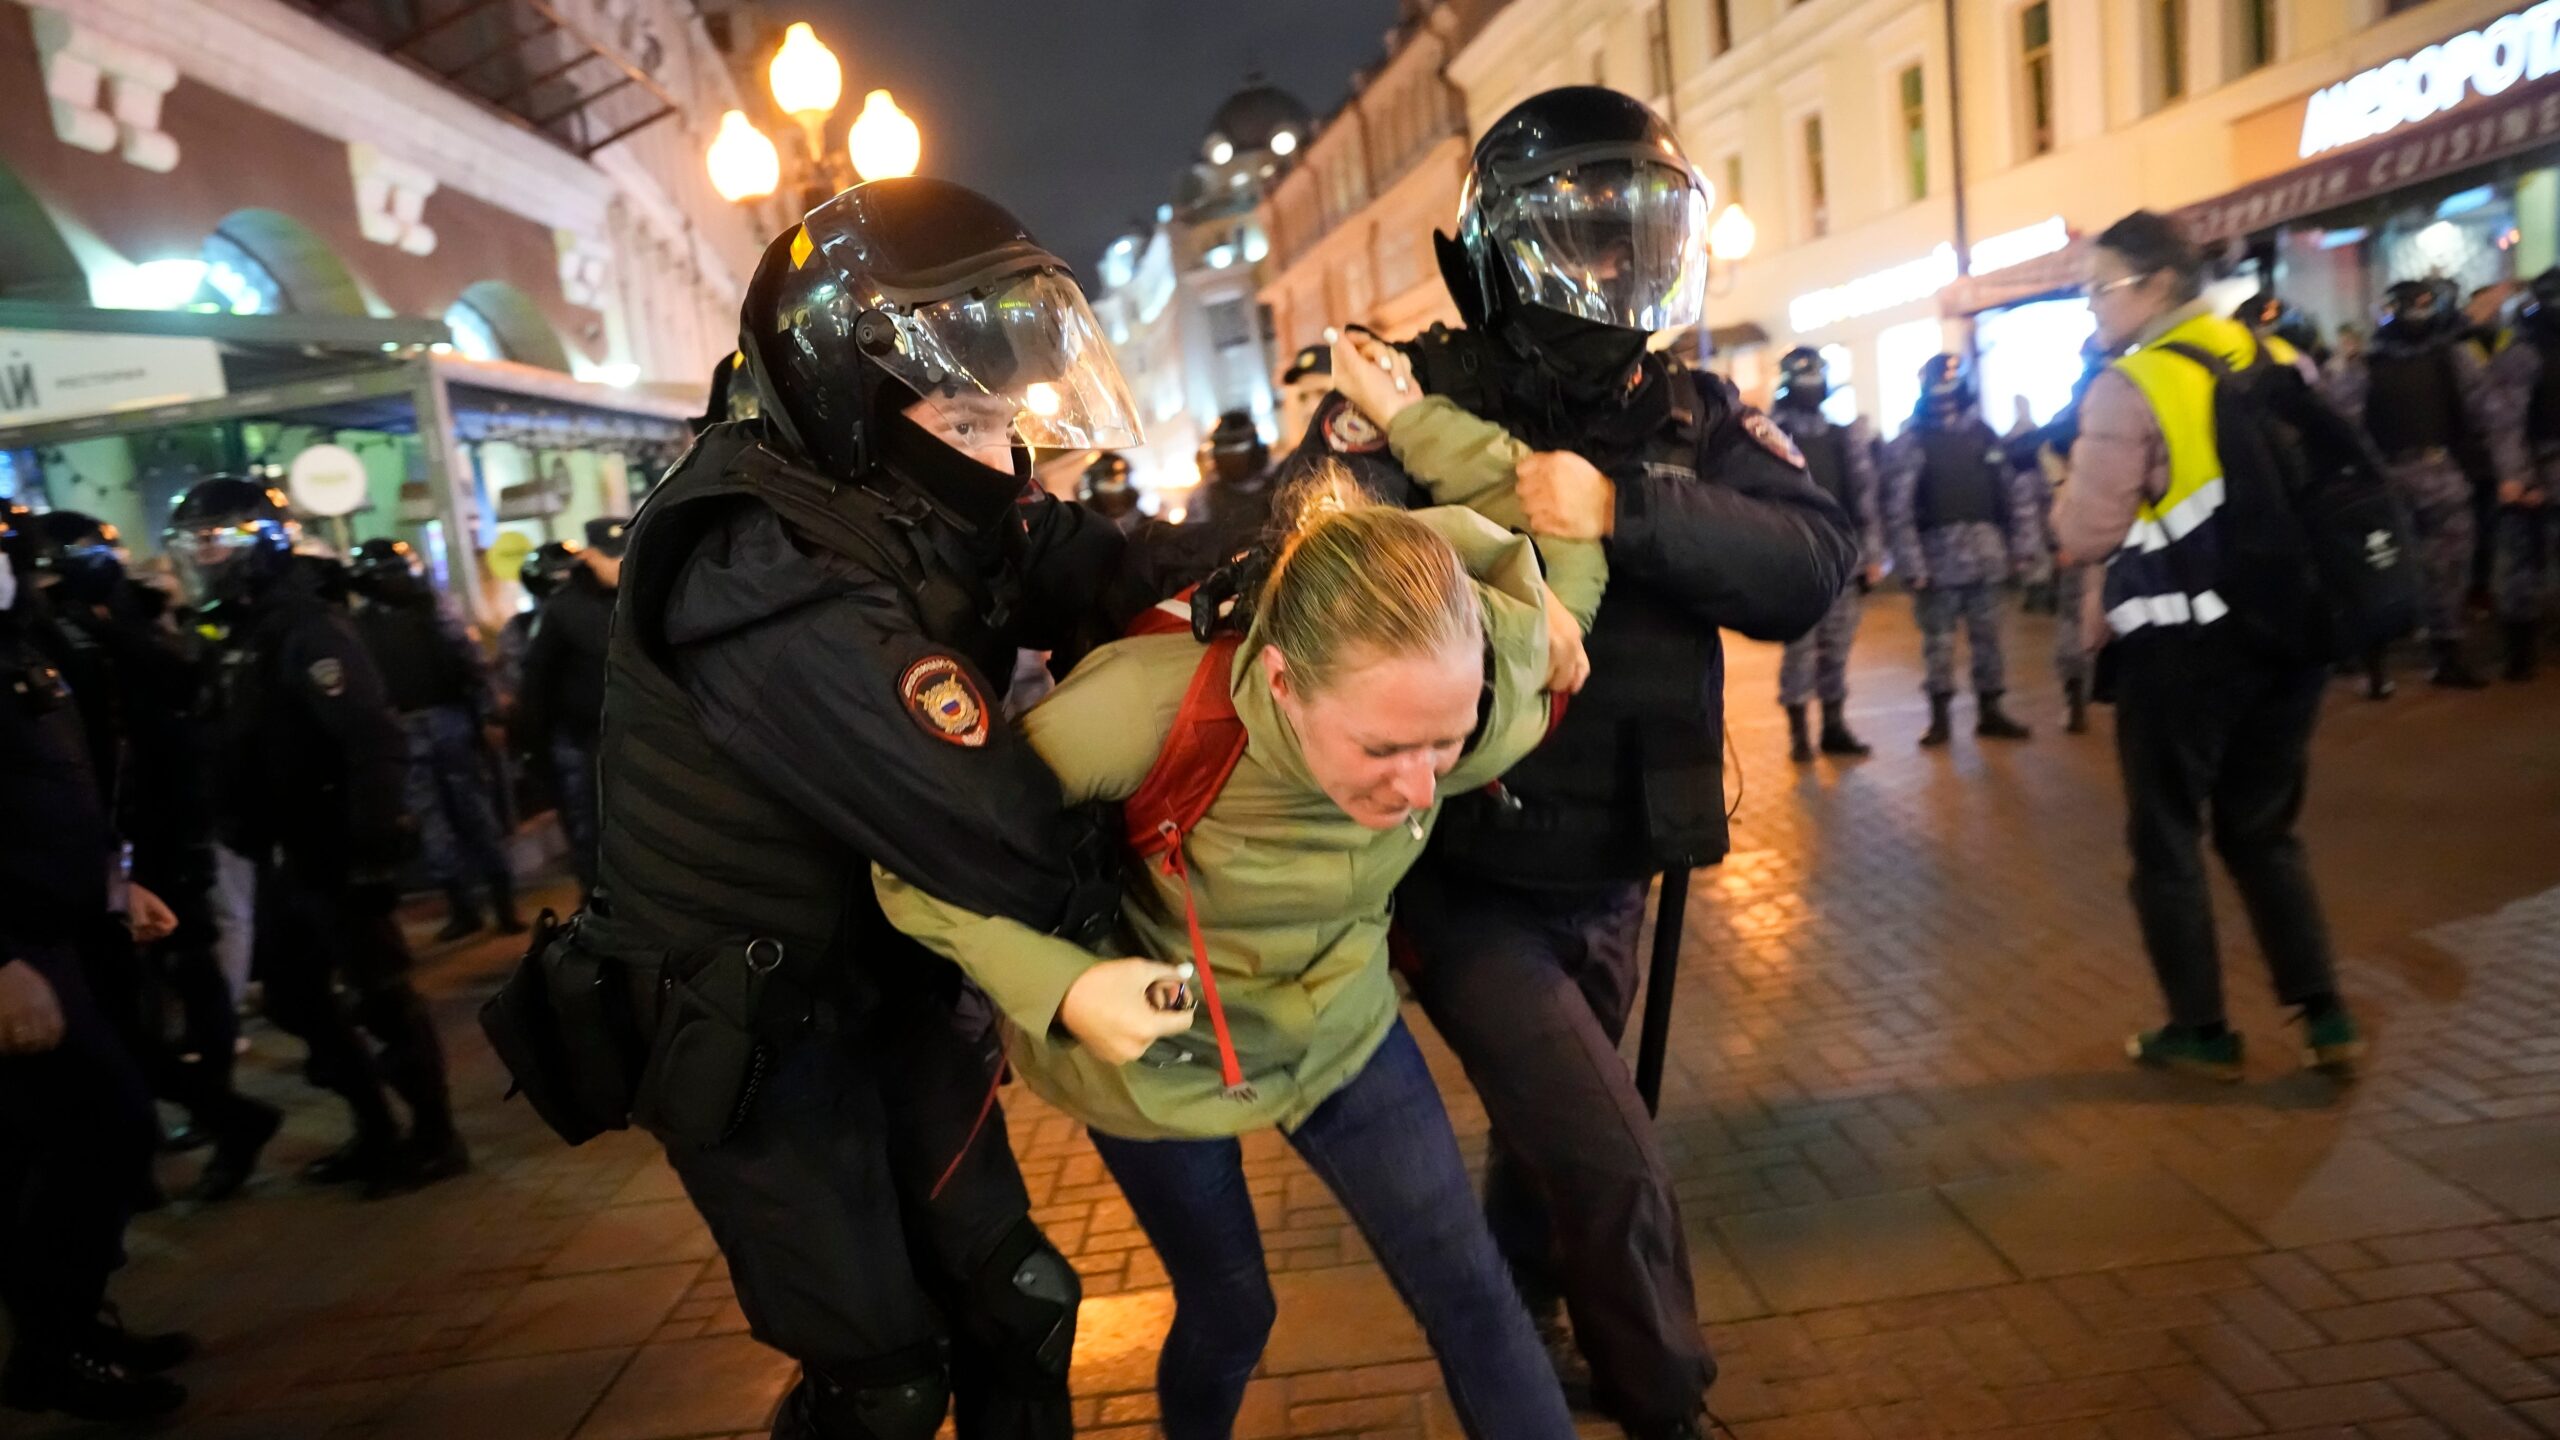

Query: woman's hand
[126,883,177,944]
[1330,332,1422,430]
[1059,958,1198,1065]
[1541,585,1591,695]
[1516,451,1616,540]
[0,960,65,1056]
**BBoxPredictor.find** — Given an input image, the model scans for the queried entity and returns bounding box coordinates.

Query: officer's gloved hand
[1188,549,1257,642]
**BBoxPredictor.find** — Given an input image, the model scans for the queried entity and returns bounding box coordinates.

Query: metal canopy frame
[285,0,680,157]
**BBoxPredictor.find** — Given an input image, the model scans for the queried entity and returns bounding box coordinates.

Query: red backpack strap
[1124,585,1198,638]
[1119,633,1255,1098]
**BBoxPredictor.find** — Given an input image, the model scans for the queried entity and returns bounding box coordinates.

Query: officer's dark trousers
[0,946,157,1354]
[1399,859,1714,1429]
[2111,633,2341,1029]
[657,988,1070,1440]
[254,855,453,1144]
[115,838,248,1126]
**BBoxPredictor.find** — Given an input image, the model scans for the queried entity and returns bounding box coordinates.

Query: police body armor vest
[591,424,1013,1005]
[1914,424,2005,529]
[1794,414,1853,510]
[1405,327,1732,883]
[2363,343,2461,457]
[354,602,470,713]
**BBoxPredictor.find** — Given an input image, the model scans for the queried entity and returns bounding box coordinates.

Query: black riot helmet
[1442,87,1713,354]
[165,476,299,608]
[2517,268,2560,344]
[1776,346,1829,407]
[30,510,127,606]
[1916,354,1977,426]
[1081,451,1133,500]
[519,539,584,601]
[737,177,1144,484]
[2379,278,2454,341]
[1206,410,1268,485]
[348,537,427,602]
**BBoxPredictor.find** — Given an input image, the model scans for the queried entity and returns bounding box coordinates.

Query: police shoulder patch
[1742,411,1807,470]
[1323,402,1386,454]
[899,655,989,748]
[308,656,347,697]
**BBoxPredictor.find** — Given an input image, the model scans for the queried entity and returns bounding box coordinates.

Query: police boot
[2361,645,2397,701]
[302,1129,402,1187]
[2064,678,2090,735]
[2430,638,2489,689]
[2505,622,2538,682]
[1976,692,2032,741]
[1,1343,186,1423]
[1918,693,1954,749]
[187,1095,282,1204]
[1818,699,1871,757]
[1785,704,1814,763]
[435,884,484,943]
[488,873,529,936]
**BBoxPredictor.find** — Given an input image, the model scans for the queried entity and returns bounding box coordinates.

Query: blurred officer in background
[1766,346,1882,761]
[513,520,620,900]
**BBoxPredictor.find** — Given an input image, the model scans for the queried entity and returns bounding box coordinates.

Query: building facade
[0,0,762,622]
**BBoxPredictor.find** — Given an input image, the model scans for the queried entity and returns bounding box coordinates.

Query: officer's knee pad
[968,1218,1080,1382]
[786,1362,948,1440]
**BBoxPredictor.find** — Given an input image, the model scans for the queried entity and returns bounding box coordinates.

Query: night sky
[802,0,1401,275]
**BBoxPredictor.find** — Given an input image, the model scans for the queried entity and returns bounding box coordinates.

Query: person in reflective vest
[2055,209,2361,1083]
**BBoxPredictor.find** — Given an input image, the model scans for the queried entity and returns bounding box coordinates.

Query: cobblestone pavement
[10,603,2560,1440]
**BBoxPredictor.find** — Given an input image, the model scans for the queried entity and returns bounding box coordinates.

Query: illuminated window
[2021,2,2055,158]
[1897,65,1927,201]
[199,232,285,315]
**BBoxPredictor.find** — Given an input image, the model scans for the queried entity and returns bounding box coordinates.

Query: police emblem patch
[1323,402,1386,454]
[307,657,346,697]
[899,656,989,747]
[1742,412,1807,470]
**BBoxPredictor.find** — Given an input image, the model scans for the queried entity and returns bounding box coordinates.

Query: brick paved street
[10,602,2559,1440]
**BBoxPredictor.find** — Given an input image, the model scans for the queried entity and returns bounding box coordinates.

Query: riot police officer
[1078,451,1143,534]
[0,512,193,1424]
[2480,268,2560,681]
[494,538,582,714]
[562,178,1134,1440]
[348,537,525,941]
[166,479,467,1197]
[1882,354,2040,746]
[29,510,281,1202]
[1768,346,1883,761]
[513,523,618,899]
[1191,408,1274,541]
[1266,87,1856,1439]
[2348,279,2496,687]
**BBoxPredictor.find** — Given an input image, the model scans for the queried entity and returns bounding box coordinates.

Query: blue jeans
[549,736,598,897]
[1088,1021,1574,1440]
[399,703,510,898]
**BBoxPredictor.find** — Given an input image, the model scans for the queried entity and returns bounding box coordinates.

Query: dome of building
[1203,79,1312,163]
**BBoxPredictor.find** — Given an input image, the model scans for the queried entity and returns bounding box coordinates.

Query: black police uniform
[1264,87,1857,1437]
[577,180,1130,1440]
[0,580,173,1420]
[34,521,280,1200]
[515,562,613,895]
[207,557,460,1185]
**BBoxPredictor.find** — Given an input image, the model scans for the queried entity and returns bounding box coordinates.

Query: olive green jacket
[876,506,1559,1139]
[1385,396,1608,631]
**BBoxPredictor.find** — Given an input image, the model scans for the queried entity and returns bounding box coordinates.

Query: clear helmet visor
[1479,159,1712,332]
[165,521,292,604]
[872,268,1145,454]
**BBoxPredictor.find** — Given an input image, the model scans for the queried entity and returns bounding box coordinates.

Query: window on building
[1801,113,1828,238]
[1897,64,1927,201]
[1590,48,1607,86]
[2020,2,2056,158]
[1724,153,1743,209]
[2236,0,2275,72]
[1206,298,1255,351]
[1709,0,1732,56]
[2156,1,2185,104]
[444,300,506,361]
[2382,0,2427,12]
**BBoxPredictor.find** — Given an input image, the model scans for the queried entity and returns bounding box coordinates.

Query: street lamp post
[707,21,921,210]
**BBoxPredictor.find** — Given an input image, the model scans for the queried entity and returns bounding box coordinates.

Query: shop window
[1801,113,1829,240]
[2155,0,2185,107]
[1709,0,1732,57]
[1875,317,1944,438]
[2019,2,2056,159]
[1819,342,1857,427]
[1897,65,1928,202]
[2234,0,2275,74]
[1976,298,2098,431]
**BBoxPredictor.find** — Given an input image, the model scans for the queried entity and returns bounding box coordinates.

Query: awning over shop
[1939,240,2092,317]
[2176,68,2560,246]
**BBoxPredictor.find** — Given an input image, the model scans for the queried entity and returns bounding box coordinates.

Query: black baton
[1632,868,1690,1116]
